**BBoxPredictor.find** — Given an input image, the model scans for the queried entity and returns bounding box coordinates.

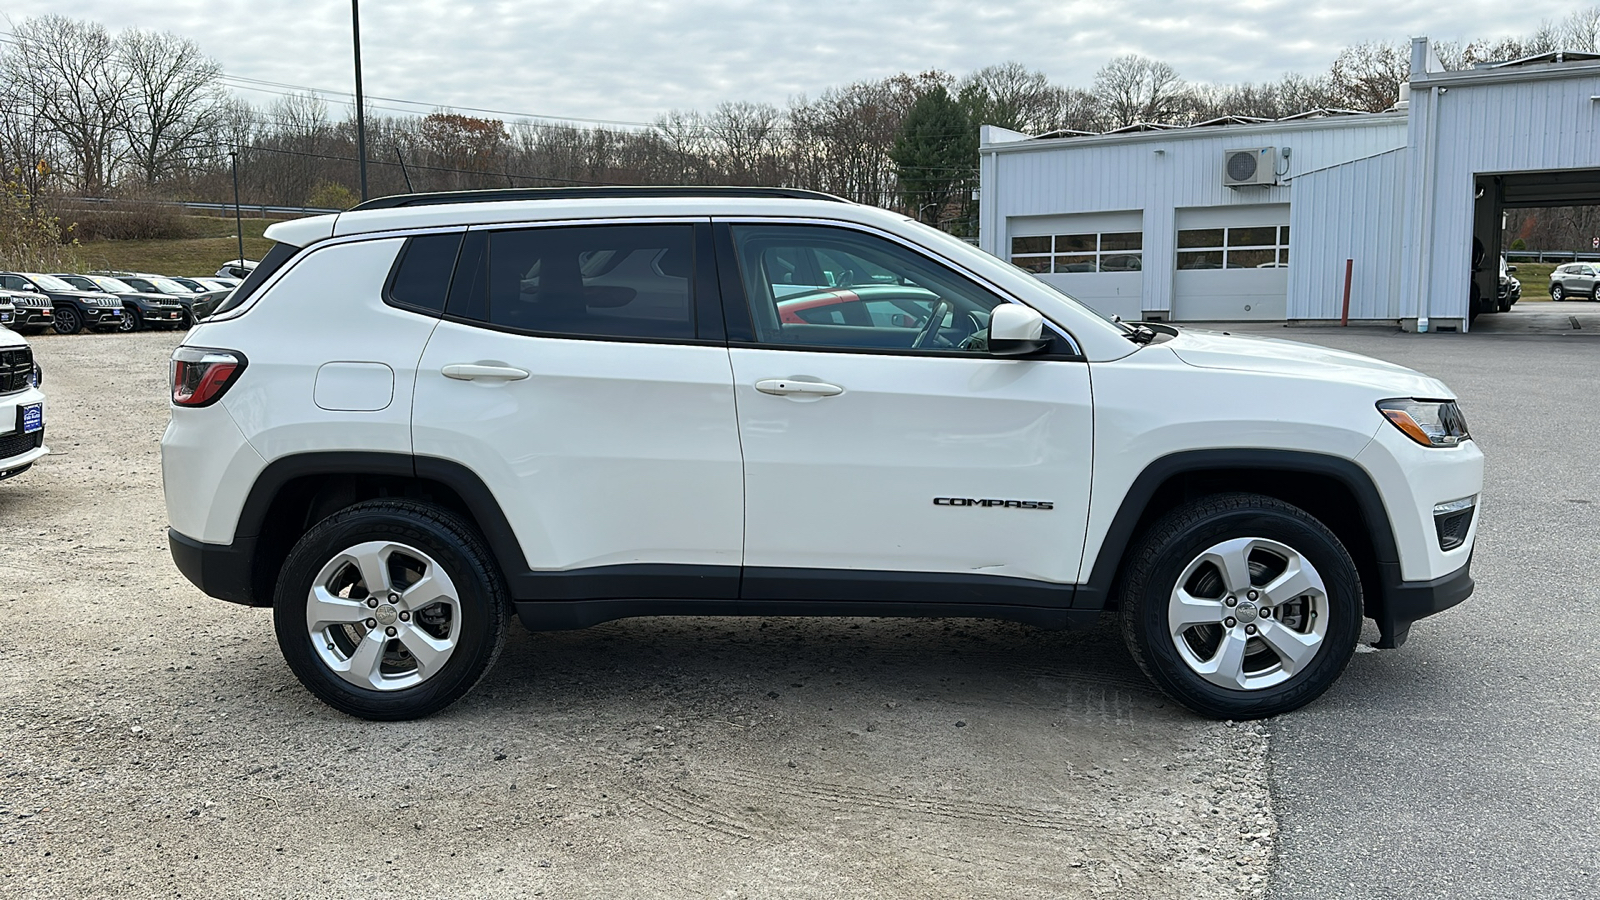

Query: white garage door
[1173,205,1289,321]
[1007,211,1143,321]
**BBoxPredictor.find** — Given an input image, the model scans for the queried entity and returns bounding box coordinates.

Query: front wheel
[273,500,508,720]
[52,305,82,335]
[118,305,142,333]
[1118,493,1362,719]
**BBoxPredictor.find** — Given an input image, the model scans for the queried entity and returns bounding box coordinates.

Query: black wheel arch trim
[1074,449,1445,646]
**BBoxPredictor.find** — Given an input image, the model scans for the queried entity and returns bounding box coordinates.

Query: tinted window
[211,242,299,317]
[732,224,1018,354]
[388,233,461,314]
[462,224,695,340]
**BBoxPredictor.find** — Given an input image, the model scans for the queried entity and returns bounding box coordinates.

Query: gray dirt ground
[1,330,1273,898]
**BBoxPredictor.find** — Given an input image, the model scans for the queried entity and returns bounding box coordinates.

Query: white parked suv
[0,326,47,482]
[161,187,1483,721]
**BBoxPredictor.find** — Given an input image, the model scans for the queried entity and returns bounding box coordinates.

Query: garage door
[1173,205,1289,321]
[1007,211,1143,321]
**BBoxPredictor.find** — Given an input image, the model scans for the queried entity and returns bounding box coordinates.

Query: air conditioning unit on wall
[1223,147,1278,187]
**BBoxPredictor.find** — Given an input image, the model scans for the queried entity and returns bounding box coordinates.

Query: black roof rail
[349,185,852,212]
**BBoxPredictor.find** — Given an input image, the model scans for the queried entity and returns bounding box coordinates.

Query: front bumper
[1375,554,1474,648]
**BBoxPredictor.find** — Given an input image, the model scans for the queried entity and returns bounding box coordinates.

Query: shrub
[0,181,81,271]
[60,191,190,241]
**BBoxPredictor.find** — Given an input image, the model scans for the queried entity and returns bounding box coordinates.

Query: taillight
[171,347,247,407]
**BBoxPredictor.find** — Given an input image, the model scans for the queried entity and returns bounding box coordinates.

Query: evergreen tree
[890,85,975,228]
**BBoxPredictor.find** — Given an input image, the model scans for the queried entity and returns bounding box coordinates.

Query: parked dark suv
[0,273,124,334]
[0,288,54,333]
[53,274,186,332]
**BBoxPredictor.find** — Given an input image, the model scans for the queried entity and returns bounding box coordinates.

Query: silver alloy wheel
[1167,536,1329,691]
[305,540,462,692]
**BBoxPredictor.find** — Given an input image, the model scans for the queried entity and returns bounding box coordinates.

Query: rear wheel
[1119,493,1362,719]
[1552,283,1565,302]
[273,500,508,720]
[52,305,82,335]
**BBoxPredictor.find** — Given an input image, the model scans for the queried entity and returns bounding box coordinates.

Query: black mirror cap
[989,337,1052,357]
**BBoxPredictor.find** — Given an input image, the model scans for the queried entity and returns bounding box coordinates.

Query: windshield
[27,273,75,292]
[91,276,136,293]
[148,277,189,294]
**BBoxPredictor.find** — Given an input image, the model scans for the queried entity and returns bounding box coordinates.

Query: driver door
[717,220,1094,597]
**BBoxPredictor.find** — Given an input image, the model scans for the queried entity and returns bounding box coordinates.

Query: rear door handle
[755,378,843,397]
[441,364,530,381]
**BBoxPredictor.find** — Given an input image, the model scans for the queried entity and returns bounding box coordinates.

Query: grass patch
[69,215,284,277]
[1510,262,1556,301]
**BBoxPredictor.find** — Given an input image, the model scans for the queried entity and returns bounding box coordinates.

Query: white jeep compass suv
[161,187,1482,721]
[0,326,46,482]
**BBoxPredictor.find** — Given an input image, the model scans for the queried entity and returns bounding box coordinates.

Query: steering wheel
[912,299,953,349]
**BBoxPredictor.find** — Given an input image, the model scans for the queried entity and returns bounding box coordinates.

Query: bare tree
[118,29,229,185]
[1329,40,1410,111]
[5,16,133,195]
[1093,55,1188,127]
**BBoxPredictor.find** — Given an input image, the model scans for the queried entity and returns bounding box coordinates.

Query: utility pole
[230,150,245,266]
[352,0,370,200]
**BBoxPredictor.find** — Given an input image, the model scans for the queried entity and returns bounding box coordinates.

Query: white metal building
[978,38,1600,331]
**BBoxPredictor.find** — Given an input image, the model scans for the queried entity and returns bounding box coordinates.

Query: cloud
[3,0,1578,124]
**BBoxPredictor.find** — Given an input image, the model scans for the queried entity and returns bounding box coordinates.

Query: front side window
[733,224,1022,354]
[450,224,695,340]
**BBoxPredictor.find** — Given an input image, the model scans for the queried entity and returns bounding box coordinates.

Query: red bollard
[1341,258,1353,326]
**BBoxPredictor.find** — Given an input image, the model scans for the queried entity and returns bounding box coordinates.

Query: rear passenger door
[411,220,745,600]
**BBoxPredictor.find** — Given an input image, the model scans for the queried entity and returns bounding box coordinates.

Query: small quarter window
[387,233,462,315]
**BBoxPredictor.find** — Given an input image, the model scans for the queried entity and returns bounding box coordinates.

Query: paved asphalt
[1224,310,1599,899]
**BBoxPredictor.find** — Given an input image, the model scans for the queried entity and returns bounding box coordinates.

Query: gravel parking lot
[9,322,1591,899]
[2,330,1274,898]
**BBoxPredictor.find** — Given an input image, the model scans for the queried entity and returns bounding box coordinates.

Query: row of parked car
[0,269,243,335]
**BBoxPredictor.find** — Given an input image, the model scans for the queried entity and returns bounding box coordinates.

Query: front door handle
[442,363,530,381]
[755,378,843,397]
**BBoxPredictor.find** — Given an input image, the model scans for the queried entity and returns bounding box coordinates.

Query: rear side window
[448,224,695,340]
[386,233,462,315]
[210,242,299,317]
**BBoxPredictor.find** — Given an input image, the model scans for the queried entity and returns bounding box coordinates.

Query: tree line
[4,9,1600,250]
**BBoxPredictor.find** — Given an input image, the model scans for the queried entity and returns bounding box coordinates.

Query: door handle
[755,378,843,397]
[441,364,530,381]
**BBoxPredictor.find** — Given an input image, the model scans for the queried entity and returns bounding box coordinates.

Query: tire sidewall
[53,306,81,335]
[273,503,505,720]
[119,306,140,332]
[1129,502,1362,719]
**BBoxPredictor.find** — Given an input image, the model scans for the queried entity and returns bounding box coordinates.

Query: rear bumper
[169,528,260,605]
[1374,555,1474,649]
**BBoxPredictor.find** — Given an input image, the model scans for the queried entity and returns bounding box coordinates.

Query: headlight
[1378,399,1470,448]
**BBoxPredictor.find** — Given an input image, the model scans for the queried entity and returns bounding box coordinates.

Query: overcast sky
[1,1,1585,125]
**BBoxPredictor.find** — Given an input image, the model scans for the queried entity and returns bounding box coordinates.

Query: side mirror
[1506,265,1518,273]
[988,303,1050,357]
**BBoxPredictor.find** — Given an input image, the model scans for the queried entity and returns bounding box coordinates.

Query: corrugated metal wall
[1404,63,1600,325]
[981,115,1409,319]
[1287,148,1407,320]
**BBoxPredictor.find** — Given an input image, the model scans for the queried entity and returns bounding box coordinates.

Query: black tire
[273,499,508,720]
[52,305,82,335]
[118,305,142,333]
[1551,283,1565,302]
[1118,492,1362,719]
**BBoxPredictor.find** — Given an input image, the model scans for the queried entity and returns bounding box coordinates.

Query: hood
[1166,328,1453,398]
[0,326,25,348]
[115,290,186,304]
